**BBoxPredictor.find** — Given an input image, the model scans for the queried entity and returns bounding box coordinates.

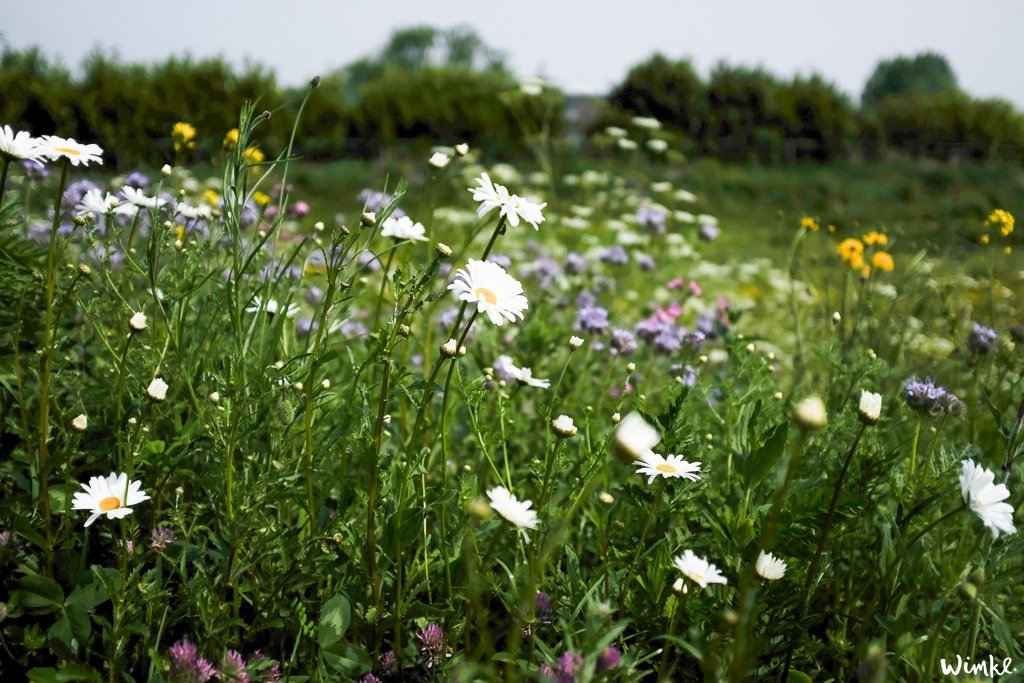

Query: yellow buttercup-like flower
[252,191,271,207]
[985,209,1014,237]
[800,216,819,232]
[243,146,265,165]
[203,189,220,207]
[871,251,895,272]
[862,231,888,246]
[837,238,864,263]
[172,122,196,153]
[223,128,240,151]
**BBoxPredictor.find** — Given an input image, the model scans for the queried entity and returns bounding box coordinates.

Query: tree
[608,54,703,135]
[861,52,958,108]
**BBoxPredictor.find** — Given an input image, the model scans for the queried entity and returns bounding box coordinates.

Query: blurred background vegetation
[2,26,1024,168]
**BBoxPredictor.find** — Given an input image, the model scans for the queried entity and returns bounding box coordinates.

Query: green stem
[0,155,9,207]
[908,418,922,479]
[617,479,666,612]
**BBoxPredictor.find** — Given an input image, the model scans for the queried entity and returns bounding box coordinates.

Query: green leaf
[16,575,65,613]
[317,594,351,648]
[146,439,166,454]
[739,422,788,489]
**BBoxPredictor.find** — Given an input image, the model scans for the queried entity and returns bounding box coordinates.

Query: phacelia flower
[959,459,1016,539]
[755,550,787,580]
[448,259,528,326]
[903,377,965,417]
[634,451,702,484]
[967,322,997,355]
[72,472,150,527]
[487,486,538,542]
[673,549,728,589]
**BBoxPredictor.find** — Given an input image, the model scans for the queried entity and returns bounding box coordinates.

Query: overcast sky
[6,0,1024,107]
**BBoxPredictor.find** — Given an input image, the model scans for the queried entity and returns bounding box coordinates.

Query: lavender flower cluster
[903,377,966,417]
[167,639,280,683]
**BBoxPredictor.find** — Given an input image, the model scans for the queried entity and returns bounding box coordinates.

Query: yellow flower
[985,209,1014,236]
[827,224,836,233]
[1005,246,1013,255]
[837,238,864,263]
[871,251,894,271]
[223,128,239,151]
[800,216,819,232]
[862,231,888,246]
[174,224,186,242]
[172,122,197,153]
[981,234,990,245]
[243,146,265,165]
[252,191,271,207]
[203,189,221,207]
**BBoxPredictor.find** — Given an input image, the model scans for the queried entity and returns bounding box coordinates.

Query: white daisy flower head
[635,451,702,485]
[508,195,547,230]
[646,139,669,153]
[469,172,512,219]
[72,472,150,527]
[0,125,45,161]
[39,135,103,166]
[454,143,469,156]
[428,152,450,168]
[175,201,213,221]
[121,185,167,209]
[448,259,528,327]
[858,390,882,425]
[959,459,1016,539]
[552,414,577,438]
[569,335,585,350]
[380,215,428,242]
[755,551,787,580]
[71,413,88,432]
[147,377,168,401]
[129,312,148,332]
[614,411,660,459]
[673,549,728,589]
[246,296,299,318]
[75,188,119,218]
[467,173,546,230]
[486,486,538,542]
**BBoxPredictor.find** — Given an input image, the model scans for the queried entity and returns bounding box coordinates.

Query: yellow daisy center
[474,287,498,305]
[691,571,704,581]
[656,463,677,473]
[99,496,121,511]
[55,147,82,156]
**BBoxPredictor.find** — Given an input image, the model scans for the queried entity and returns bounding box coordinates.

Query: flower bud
[569,335,584,350]
[858,390,882,425]
[794,395,827,429]
[129,311,147,332]
[71,414,88,432]
[552,414,577,437]
[441,338,459,358]
[147,377,169,401]
[161,164,172,176]
[435,242,452,258]
[361,212,376,228]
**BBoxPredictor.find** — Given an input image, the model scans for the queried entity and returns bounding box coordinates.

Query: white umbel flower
[614,411,660,459]
[380,215,428,242]
[129,312,147,331]
[72,472,150,527]
[755,551,787,580]
[71,414,88,432]
[959,459,1016,539]
[858,390,882,425]
[448,259,528,326]
[552,414,577,437]
[39,135,103,166]
[635,451,702,485]
[486,486,538,543]
[673,549,727,589]
[0,125,44,161]
[146,377,168,401]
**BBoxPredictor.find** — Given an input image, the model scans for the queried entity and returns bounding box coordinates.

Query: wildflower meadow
[1,71,1023,683]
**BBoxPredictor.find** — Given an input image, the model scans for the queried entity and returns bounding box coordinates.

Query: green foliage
[607,54,705,136]
[862,51,959,108]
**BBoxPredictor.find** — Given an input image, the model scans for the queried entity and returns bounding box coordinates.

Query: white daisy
[428,152,450,168]
[858,390,882,425]
[959,459,1016,539]
[494,355,549,388]
[245,296,299,318]
[175,201,213,221]
[75,188,119,217]
[380,215,428,242]
[448,259,528,326]
[467,172,546,230]
[469,172,512,219]
[507,195,546,230]
[551,414,577,437]
[755,551,787,580]
[147,377,168,401]
[635,451,702,485]
[487,486,538,542]
[39,135,104,166]
[614,412,660,459]
[121,185,167,209]
[0,125,44,161]
[72,472,150,527]
[71,414,88,432]
[129,312,147,331]
[673,549,728,589]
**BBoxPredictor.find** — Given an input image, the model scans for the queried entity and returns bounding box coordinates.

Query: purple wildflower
[564,252,588,275]
[417,622,447,669]
[304,287,325,306]
[487,253,512,271]
[217,650,249,683]
[290,200,310,218]
[903,377,966,417]
[635,252,656,271]
[671,363,697,386]
[556,651,584,683]
[124,171,150,188]
[63,179,100,208]
[338,320,368,339]
[967,322,997,355]
[296,318,319,339]
[168,639,217,683]
[21,159,49,180]
[652,327,682,355]
[598,245,629,265]
[698,221,720,241]
[610,328,638,355]
[380,650,399,674]
[683,331,707,351]
[0,529,11,547]
[540,664,556,681]
[597,646,622,671]
[576,305,610,334]
[636,206,667,234]
[535,591,553,623]
[361,676,382,683]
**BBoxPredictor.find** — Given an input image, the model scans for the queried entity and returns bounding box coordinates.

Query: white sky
[6,0,1024,107]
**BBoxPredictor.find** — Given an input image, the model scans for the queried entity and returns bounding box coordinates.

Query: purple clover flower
[168,639,217,683]
[218,650,249,683]
[535,591,553,623]
[380,650,399,674]
[598,646,622,671]
[417,622,447,669]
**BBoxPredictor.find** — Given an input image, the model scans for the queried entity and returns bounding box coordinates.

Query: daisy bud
[398,324,411,338]
[454,143,469,156]
[626,362,636,372]
[858,390,882,425]
[794,395,827,430]
[569,335,584,350]
[310,75,321,88]
[552,414,577,438]
[294,381,304,391]
[699,355,708,363]
[161,164,172,176]
[614,411,660,460]
[321,379,330,390]
[361,212,376,228]
[435,242,453,258]
[209,391,220,404]
[745,343,755,353]
[428,152,450,168]
[146,377,169,401]
[313,221,325,231]
[129,312,147,332]
[832,311,842,324]
[72,414,88,432]
[598,491,615,504]
[611,412,621,422]
[79,264,92,276]
[774,391,783,400]
[127,417,137,425]
[441,338,459,358]
[383,414,391,424]
[73,215,87,227]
